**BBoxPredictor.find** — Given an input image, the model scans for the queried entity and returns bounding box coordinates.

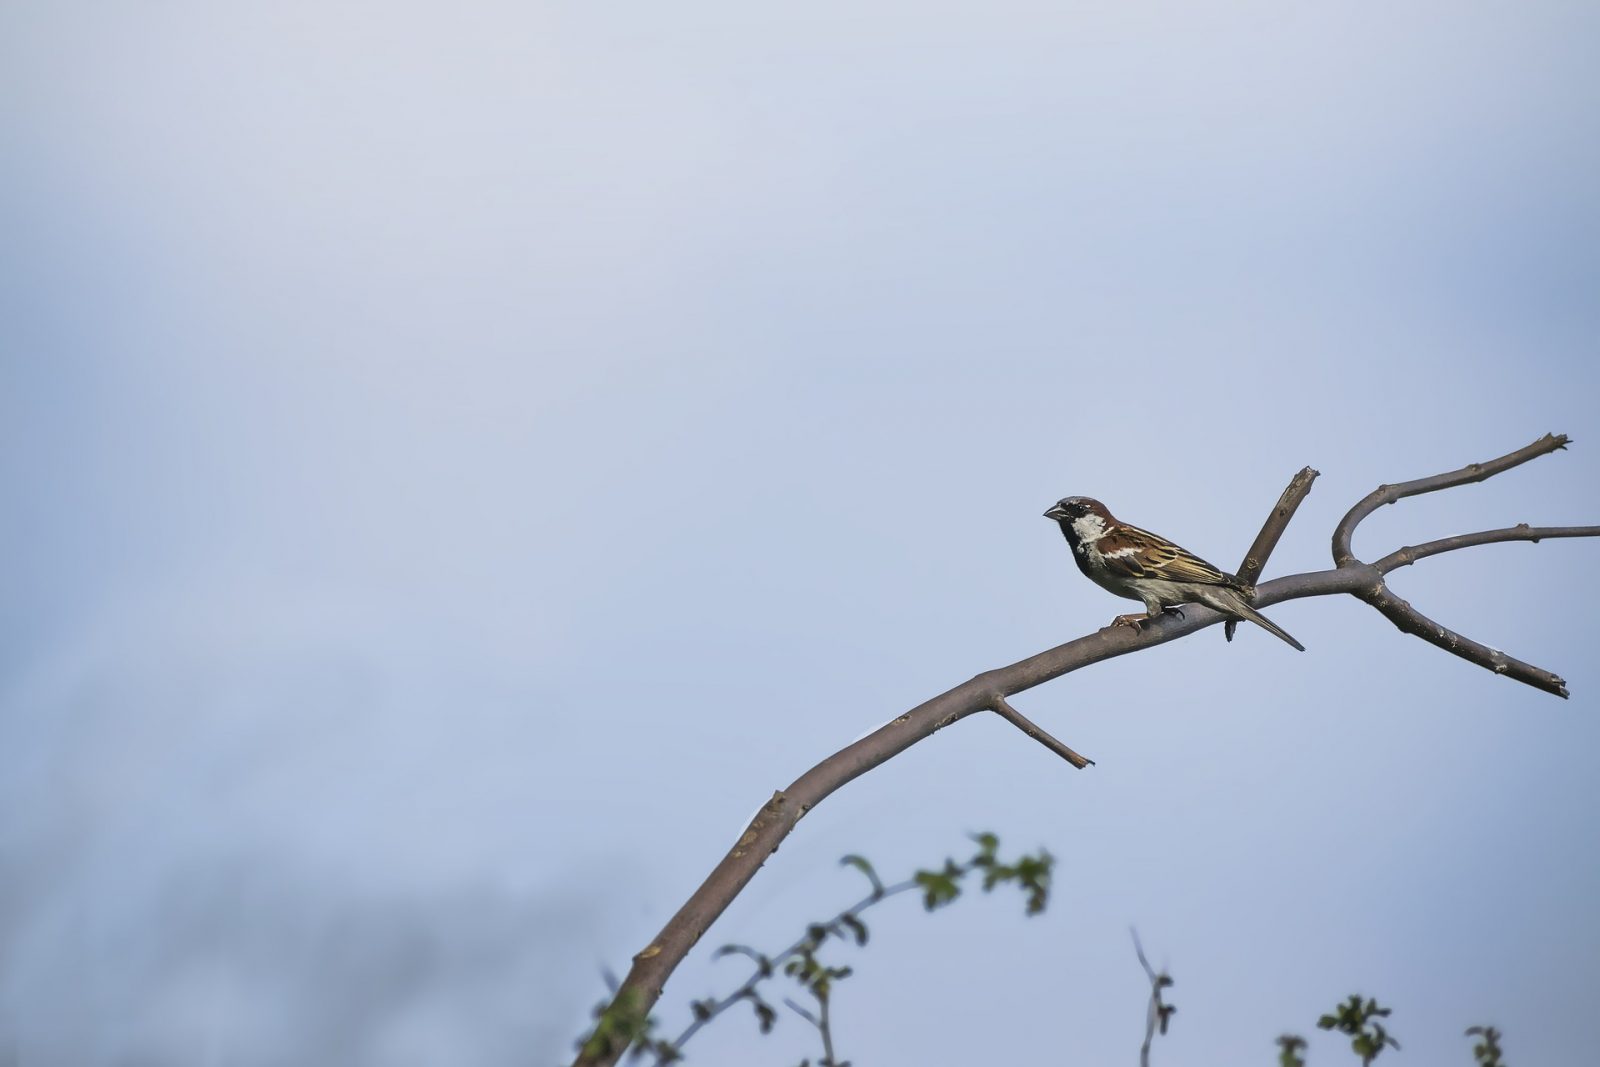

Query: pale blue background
[3,2,1598,1064]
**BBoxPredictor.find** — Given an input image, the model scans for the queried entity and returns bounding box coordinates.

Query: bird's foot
[1112,607,1184,632]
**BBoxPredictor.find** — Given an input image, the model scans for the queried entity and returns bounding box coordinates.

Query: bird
[1043,496,1304,651]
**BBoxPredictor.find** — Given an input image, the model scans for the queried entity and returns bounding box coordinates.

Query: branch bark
[991,694,1093,769]
[573,433,1594,1066]
[1373,525,1600,574]
[1332,433,1569,566]
[1226,465,1319,642]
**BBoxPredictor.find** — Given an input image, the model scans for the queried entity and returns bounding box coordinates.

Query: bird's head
[1043,496,1110,523]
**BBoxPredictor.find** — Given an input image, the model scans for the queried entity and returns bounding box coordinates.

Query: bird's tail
[1230,600,1305,651]
[1201,586,1305,651]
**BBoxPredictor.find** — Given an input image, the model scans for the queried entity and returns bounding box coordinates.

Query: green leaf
[838,854,885,897]
[913,869,962,910]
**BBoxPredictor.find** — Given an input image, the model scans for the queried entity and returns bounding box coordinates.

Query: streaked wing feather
[1120,525,1230,584]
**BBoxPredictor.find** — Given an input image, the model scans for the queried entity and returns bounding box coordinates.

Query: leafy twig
[651,833,1052,1065]
[1317,995,1400,1065]
[1131,928,1176,1067]
[1276,1034,1308,1067]
[1465,1025,1507,1067]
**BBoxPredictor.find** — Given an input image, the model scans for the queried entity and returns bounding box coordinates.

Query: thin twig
[818,992,838,1066]
[1131,928,1174,1067]
[991,695,1093,769]
[783,991,838,1065]
[1227,466,1320,641]
[1332,433,1569,565]
[783,997,819,1028]
[1374,524,1600,574]
[660,877,918,1058]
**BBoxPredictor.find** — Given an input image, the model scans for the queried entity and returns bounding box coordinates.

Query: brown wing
[1112,524,1232,585]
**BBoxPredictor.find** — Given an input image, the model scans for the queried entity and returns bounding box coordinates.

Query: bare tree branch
[573,434,1596,1067]
[1357,583,1570,698]
[991,694,1093,769]
[1332,432,1569,566]
[1237,466,1321,587]
[1374,525,1600,574]
[1227,465,1320,642]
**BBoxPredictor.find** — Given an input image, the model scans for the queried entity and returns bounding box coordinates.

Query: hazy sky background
[3,2,1598,1064]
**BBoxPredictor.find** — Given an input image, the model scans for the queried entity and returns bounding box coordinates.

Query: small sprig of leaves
[652,832,1053,1065]
[1317,995,1400,1066]
[781,932,853,1067]
[1276,1034,1308,1067]
[1131,929,1176,1067]
[578,989,679,1064]
[1464,1025,1506,1067]
[1281,1006,1502,1065]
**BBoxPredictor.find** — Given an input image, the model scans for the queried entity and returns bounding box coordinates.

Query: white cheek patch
[1071,514,1108,543]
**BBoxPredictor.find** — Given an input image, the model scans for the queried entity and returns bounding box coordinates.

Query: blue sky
[3,2,1598,1064]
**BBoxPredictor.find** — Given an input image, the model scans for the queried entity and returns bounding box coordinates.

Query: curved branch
[574,568,1375,1065]
[1332,433,1569,565]
[574,438,1594,1067]
[584,486,1362,1066]
[1374,525,1600,574]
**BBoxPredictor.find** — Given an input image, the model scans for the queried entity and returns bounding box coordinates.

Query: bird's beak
[1044,505,1068,521]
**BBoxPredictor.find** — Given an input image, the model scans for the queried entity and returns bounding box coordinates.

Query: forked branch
[573,433,1596,1067]
[1332,433,1569,565]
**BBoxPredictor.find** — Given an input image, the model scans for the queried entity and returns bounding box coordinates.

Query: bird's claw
[1111,607,1184,632]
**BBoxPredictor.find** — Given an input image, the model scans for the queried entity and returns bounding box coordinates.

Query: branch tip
[1360,581,1571,698]
[1228,465,1319,641]
[990,695,1094,769]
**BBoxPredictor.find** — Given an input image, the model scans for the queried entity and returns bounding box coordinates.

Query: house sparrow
[1044,496,1304,651]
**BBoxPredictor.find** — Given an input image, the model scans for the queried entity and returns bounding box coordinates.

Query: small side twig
[1131,928,1175,1067]
[990,695,1093,769]
[783,992,842,1067]
[1374,524,1600,573]
[665,878,912,1057]
[1227,465,1320,641]
[657,837,1051,1064]
[1359,583,1569,697]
